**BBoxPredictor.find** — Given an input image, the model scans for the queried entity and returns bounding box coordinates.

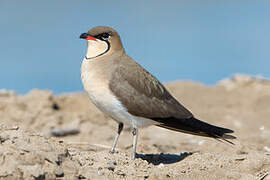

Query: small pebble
[54,167,64,177]
[107,161,117,171]
[260,126,265,131]
[264,146,270,152]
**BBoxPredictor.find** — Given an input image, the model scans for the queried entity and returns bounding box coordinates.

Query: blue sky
[1,0,269,94]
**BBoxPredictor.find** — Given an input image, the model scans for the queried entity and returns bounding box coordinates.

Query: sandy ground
[0,74,270,180]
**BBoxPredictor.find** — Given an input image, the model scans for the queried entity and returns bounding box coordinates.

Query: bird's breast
[81,59,115,112]
[80,59,154,128]
[81,60,132,125]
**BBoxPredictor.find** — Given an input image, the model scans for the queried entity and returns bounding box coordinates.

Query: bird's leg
[109,123,123,154]
[132,128,138,160]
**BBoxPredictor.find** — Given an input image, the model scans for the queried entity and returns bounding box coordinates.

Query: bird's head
[80,26,124,59]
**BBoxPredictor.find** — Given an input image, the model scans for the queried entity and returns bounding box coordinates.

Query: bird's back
[109,54,193,119]
[109,55,235,142]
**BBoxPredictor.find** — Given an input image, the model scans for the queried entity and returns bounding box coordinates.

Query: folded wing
[109,57,236,142]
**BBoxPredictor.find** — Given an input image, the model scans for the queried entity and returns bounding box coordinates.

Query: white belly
[81,60,154,128]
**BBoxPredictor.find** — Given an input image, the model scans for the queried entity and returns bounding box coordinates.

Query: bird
[79,26,236,160]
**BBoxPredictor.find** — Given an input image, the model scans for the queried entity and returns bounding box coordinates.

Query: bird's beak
[80,33,88,39]
[80,33,96,41]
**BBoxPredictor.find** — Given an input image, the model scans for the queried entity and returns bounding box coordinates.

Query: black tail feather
[153,117,236,144]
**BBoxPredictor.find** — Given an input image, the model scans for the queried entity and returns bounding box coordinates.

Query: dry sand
[0,74,270,179]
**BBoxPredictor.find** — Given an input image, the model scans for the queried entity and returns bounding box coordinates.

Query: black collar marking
[85,40,110,60]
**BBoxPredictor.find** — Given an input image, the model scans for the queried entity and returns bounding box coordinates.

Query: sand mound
[0,75,270,179]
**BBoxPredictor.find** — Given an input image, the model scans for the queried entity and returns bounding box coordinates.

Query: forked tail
[153,117,236,144]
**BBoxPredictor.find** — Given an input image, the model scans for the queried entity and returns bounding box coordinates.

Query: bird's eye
[101,33,110,40]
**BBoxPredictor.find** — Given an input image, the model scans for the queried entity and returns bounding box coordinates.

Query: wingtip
[222,134,237,140]
[213,133,236,145]
[225,129,234,134]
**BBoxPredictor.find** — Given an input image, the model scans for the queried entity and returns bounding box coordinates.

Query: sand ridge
[0,75,270,179]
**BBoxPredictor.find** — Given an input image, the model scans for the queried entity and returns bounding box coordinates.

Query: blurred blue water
[0,0,269,94]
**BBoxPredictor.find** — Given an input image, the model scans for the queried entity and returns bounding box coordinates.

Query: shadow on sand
[137,152,194,165]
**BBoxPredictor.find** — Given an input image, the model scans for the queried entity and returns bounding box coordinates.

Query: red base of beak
[86,36,96,41]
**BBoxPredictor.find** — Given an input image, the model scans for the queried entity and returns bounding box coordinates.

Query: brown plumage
[109,55,235,143]
[80,26,236,159]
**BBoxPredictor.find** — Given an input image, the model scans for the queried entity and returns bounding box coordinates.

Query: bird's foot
[109,149,115,154]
